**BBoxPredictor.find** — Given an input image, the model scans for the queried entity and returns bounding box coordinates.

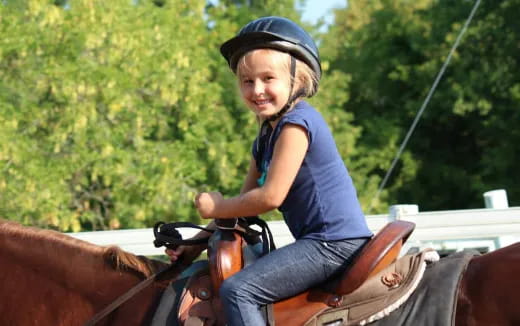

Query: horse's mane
[103,245,167,278]
[0,219,166,279]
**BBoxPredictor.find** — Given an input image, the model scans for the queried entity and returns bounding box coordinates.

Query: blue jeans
[219,237,369,326]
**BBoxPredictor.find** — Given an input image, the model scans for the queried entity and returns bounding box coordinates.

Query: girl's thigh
[223,238,366,304]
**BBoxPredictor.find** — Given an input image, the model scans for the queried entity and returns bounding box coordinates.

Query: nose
[253,80,265,96]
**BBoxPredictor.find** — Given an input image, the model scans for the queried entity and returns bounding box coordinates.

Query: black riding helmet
[220,16,322,97]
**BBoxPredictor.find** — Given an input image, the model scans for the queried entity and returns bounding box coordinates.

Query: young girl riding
[166,16,373,326]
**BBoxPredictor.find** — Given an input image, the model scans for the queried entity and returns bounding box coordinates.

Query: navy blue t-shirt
[253,101,373,241]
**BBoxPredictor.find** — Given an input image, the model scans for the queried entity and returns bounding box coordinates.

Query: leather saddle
[177,220,415,325]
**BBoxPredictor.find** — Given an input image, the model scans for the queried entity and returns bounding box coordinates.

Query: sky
[299,0,347,26]
[205,1,347,27]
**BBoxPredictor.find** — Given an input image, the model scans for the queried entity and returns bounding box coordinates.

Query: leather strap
[217,217,276,254]
[266,56,298,122]
[84,262,187,326]
[153,221,214,249]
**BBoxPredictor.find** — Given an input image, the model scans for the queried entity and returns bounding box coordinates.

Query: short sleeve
[275,114,313,147]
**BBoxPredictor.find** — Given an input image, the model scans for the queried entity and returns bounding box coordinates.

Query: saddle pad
[305,249,439,326]
[309,250,478,326]
[368,250,478,326]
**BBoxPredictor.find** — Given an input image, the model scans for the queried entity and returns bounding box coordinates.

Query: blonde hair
[236,49,318,99]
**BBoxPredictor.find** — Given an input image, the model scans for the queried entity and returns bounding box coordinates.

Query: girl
[166,16,373,326]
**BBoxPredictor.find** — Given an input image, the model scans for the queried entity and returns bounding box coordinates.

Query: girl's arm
[166,158,262,262]
[240,157,262,194]
[196,124,309,219]
[194,158,259,231]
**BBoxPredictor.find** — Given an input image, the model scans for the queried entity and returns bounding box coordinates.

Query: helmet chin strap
[266,56,303,123]
[256,56,306,163]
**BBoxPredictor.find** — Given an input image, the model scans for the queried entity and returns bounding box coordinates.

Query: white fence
[69,206,520,256]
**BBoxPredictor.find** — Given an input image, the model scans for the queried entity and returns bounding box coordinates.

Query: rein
[84,263,186,326]
[84,221,211,326]
[84,217,274,326]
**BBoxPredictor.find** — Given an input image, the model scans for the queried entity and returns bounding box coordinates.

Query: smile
[254,99,271,106]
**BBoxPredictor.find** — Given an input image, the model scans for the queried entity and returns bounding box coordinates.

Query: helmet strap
[266,56,302,122]
[256,56,304,168]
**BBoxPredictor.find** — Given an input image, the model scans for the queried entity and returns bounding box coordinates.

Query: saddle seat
[183,220,416,326]
[272,220,415,325]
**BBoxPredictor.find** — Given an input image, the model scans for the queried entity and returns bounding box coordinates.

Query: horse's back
[456,243,520,326]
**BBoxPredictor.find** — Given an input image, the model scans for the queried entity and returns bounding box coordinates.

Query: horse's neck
[0,220,166,326]
[0,221,134,298]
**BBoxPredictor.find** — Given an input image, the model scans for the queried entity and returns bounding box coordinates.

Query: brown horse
[0,219,170,326]
[455,241,520,326]
[1,219,519,326]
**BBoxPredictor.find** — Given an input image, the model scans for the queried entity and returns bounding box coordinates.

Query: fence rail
[69,207,520,256]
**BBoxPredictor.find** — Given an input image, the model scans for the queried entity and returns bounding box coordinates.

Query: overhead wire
[366,0,482,214]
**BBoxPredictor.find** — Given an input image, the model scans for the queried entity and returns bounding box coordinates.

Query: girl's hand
[165,244,205,264]
[165,246,185,263]
[195,191,223,219]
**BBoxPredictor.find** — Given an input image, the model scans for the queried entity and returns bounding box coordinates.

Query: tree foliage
[1,0,518,232]
[323,0,519,212]
[1,0,234,230]
[0,0,305,230]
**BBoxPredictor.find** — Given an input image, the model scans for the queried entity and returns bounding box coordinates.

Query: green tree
[0,0,231,230]
[323,0,519,211]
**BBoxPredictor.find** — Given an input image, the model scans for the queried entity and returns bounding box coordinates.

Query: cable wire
[366,0,482,214]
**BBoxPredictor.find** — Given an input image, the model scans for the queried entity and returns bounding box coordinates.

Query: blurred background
[1,0,518,232]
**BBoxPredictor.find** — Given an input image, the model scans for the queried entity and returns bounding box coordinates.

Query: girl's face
[237,49,292,120]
